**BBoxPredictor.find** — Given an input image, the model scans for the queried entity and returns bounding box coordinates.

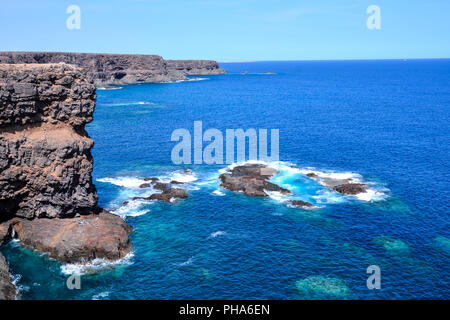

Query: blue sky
[1,0,449,61]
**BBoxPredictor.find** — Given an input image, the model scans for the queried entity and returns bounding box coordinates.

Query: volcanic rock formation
[0,253,15,300]
[305,172,368,195]
[0,63,133,299]
[219,164,291,197]
[0,52,226,86]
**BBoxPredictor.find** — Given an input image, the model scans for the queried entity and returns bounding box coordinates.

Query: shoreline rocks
[305,172,368,195]
[6,210,132,263]
[145,188,188,202]
[0,253,16,300]
[333,183,367,195]
[219,164,291,197]
[288,200,314,208]
[0,63,133,283]
[0,52,226,86]
[134,179,188,203]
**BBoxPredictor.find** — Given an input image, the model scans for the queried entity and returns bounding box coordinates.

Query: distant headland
[0,52,226,86]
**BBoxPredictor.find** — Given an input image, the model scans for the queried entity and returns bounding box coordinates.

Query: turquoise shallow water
[2,60,450,299]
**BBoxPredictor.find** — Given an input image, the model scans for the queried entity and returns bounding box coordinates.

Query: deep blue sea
[2,60,450,299]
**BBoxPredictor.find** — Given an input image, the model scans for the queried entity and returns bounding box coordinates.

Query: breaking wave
[210,231,227,238]
[97,177,146,189]
[60,252,134,276]
[97,86,122,91]
[219,160,390,206]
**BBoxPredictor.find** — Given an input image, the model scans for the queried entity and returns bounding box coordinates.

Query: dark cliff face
[0,64,132,278]
[0,52,226,86]
[0,253,15,300]
[165,59,225,75]
[0,63,98,219]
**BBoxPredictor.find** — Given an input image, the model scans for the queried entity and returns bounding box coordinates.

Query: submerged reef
[295,276,351,300]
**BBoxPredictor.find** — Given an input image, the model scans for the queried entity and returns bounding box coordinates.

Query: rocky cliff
[0,63,98,219]
[0,63,132,299]
[0,252,15,300]
[0,52,225,86]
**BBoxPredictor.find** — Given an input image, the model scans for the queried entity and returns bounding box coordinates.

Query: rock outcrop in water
[305,172,368,195]
[134,178,188,203]
[0,63,133,298]
[288,200,314,208]
[0,52,226,86]
[219,164,291,197]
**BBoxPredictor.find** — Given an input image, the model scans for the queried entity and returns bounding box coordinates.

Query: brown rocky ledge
[1,210,132,263]
[0,63,133,299]
[219,164,291,197]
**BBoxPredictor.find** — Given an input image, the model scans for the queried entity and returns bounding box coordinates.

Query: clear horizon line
[0,50,449,63]
[218,57,450,63]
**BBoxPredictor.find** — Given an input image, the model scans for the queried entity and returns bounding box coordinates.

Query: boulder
[333,183,367,195]
[9,210,132,263]
[304,171,368,195]
[145,188,188,203]
[153,182,169,191]
[289,200,314,208]
[139,183,151,188]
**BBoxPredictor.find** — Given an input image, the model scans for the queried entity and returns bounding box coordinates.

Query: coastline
[0,52,226,87]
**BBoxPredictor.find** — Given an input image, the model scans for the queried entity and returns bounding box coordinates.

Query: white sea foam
[177,257,194,267]
[97,86,122,91]
[212,189,225,196]
[175,77,209,83]
[266,190,289,203]
[60,252,134,276]
[165,170,198,183]
[97,177,145,188]
[92,291,111,300]
[222,161,390,203]
[210,231,227,238]
[107,191,158,218]
[313,190,346,204]
[354,188,388,202]
[9,238,21,247]
[187,77,209,82]
[11,273,30,295]
[125,209,149,217]
[299,168,362,183]
[300,167,389,202]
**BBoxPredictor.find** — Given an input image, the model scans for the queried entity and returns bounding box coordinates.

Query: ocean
[2,60,449,299]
